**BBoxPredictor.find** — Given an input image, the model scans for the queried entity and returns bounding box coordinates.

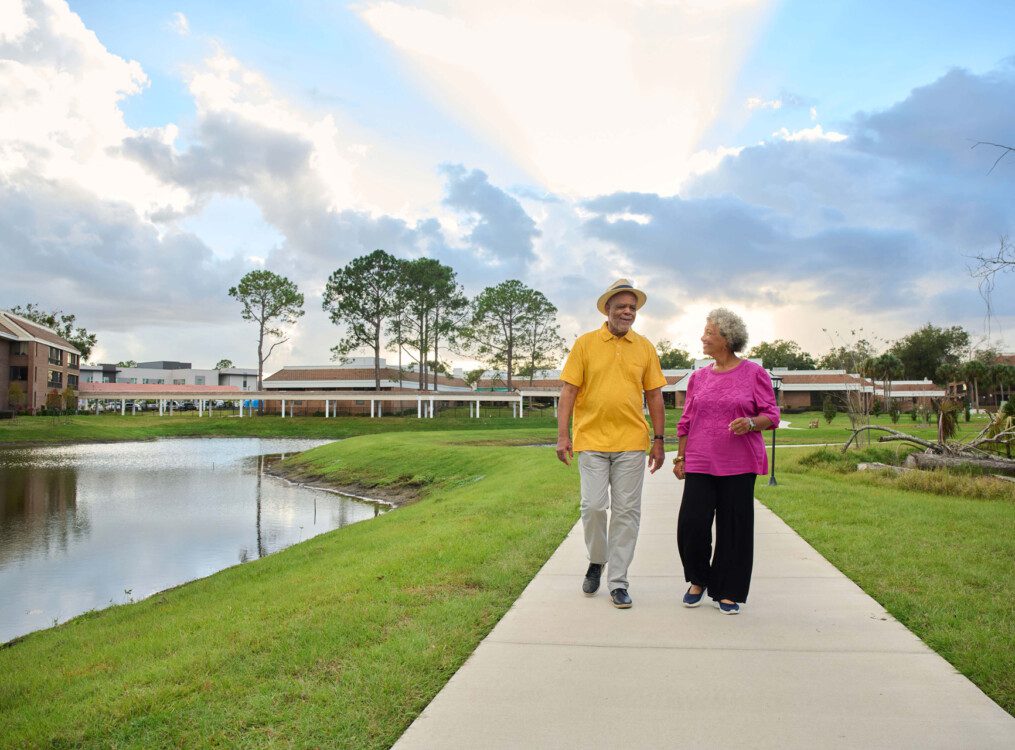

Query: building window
[9,366,28,381]
[68,375,79,388]
[49,346,62,365]
[69,353,80,367]
[11,341,28,356]
[173,378,185,385]
[143,378,165,385]
[48,370,63,387]
[195,376,206,385]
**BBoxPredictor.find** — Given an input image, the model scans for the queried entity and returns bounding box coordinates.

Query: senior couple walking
[556,279,780,614]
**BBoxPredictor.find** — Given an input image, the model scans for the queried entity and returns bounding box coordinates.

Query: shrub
[822,394,837,424]
[888,399,901,423]
[799,445,911,472]
[872,397,883,417]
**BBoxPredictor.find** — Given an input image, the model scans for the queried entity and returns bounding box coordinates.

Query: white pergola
[77,389,549,419]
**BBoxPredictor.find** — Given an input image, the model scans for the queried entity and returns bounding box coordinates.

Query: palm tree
[962,360,988,411]
[988,363,1008,406]
[874,353,904,406]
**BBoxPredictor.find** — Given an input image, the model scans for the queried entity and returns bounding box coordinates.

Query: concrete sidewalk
[394,456,1015,749]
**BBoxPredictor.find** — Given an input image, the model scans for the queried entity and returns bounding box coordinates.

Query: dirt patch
[265,459,424,507]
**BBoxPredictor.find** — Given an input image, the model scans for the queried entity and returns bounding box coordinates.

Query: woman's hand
[672,459,686,480]
[728,417,754,435]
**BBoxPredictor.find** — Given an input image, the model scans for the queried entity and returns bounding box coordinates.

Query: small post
[325,400,329,419]
[238,400,243,418]
[370,400,375,418]
[417,398,422,419]
[768,427,778,486]
[429,397,434,418]
[554,396,558,417]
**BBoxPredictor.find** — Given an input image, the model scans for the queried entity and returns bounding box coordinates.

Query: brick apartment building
[0,311,83,413]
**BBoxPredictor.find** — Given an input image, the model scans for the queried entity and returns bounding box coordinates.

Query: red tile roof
[780,373,866,385]
[5,315,80,351]
[80,383,240,394]
[266,367,469,388]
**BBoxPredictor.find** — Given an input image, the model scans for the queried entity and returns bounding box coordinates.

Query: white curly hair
[706,307,749,354]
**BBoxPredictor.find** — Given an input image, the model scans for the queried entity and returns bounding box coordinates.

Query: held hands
[556,436,574,466]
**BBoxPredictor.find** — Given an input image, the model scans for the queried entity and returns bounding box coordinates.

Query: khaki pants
[578,450,646,592]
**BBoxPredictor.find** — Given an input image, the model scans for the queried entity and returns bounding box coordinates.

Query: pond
[0,438,383,643]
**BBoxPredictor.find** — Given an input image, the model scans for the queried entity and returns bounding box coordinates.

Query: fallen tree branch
[903,451,1015,473]
[842,425,941,453]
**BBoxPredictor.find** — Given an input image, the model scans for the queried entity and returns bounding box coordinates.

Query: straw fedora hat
[596,278,647,315]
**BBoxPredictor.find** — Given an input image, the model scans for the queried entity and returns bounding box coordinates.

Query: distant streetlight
[769,374,783,486]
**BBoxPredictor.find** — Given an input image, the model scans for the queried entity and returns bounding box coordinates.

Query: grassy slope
[0,430,579,749]
[756,448,1015,715]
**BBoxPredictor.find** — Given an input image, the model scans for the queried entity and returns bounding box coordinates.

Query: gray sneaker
[582,563,603,595]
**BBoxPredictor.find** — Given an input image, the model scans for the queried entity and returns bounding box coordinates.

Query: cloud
[746,96,782,110]
[168,11,189,36]
[772,124,847,142]
[0,0,190,218]
[440,164,540,266]
[578,62,1015,353]
[0,174,245,332]
[359,0,775,195]
[0,0,36,43]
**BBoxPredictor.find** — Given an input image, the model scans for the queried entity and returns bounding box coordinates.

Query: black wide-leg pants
[677,472,756,603]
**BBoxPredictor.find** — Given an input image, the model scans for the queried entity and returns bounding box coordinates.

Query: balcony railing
[48,357,62,366]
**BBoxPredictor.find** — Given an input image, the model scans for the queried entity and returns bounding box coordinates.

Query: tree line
[6,285,1012,408]
[737,324,1015,408]
[228,250,568,392]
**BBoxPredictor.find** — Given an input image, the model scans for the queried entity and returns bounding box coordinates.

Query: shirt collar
[599,322,636,342]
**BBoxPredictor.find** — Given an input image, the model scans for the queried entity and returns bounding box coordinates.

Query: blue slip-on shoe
[716,600,740,615]
[610,588,633,609]
[682,586,705,608]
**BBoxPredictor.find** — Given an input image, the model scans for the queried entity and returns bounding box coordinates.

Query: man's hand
[647,440,665,474]
[556,436,574,466]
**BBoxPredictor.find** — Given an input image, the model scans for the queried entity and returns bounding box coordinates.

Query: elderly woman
[673,308,780,615]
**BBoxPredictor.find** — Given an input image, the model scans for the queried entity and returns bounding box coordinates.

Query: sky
[2,0,1014,371]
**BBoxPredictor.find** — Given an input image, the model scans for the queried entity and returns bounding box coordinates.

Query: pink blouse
[676,360,781,476]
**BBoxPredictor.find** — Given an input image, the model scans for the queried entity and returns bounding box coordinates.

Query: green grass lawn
[0,407,995,448]
[0,410,560,445]
[756,447,1015,715]
[0,430,580,748]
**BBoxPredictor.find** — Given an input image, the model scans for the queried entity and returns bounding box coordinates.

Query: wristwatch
[653,434,665,441]
[747,417,757,431]
[672,455,685,465]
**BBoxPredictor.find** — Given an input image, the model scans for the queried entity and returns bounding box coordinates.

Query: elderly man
[556,279,667,608]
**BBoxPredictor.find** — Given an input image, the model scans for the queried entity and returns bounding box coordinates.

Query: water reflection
[0,463,88,566]
[0,439,385,643]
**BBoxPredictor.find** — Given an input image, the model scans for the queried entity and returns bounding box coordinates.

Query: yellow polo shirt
[561,323,667,452]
